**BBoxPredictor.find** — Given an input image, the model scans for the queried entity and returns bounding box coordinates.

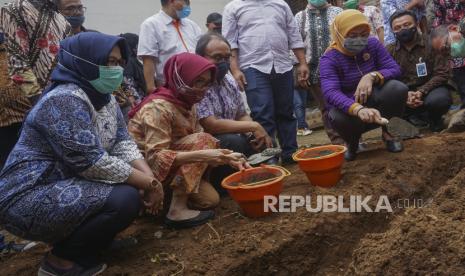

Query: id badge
[416,58,427,77]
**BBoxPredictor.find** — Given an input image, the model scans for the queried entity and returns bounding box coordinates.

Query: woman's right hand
[200,149,235,166]
[357,108,384,124]
[143,179,164,215]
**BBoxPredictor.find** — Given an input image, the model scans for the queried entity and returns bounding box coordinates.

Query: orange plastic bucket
[293,145,347,188]
[221,165,291,218]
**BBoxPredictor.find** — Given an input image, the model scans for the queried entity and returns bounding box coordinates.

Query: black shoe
[429,119,445,132]
[344,150,357,161]
[407,115,428,128]
[265,157,279,165]
[385,139,404,153]
[164,210,215,230]
[38,259,107,276]
[281,156,296,165]
[344,143,358,161]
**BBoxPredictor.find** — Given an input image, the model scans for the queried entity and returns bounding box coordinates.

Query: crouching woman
[0,33,163,275]
[128,53,249,230]
[320,10,408,161]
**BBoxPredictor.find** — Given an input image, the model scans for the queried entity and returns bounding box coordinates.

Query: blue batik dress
[0,83,143,244]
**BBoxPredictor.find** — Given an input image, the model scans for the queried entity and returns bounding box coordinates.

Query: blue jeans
[294,88,309,129]
[243,67,297,159]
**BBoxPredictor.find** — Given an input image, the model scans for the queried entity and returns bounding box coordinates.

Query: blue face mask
[0,32,4,44]
[62,49,124,94]
[176,5,191,19]
[65,15,85,28]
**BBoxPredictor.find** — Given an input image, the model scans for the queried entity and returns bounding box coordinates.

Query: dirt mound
[349,167,465,275]
[1,133,465,275]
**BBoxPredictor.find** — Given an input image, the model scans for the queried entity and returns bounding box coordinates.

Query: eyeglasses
[60,6,87,15]
[176,0,190,5]
[205,54,231,63]
[192,79,212,90]
[392,23,415,33]
[107,57,126,67]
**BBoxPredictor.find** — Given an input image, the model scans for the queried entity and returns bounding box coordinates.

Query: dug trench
[1,133,465,275]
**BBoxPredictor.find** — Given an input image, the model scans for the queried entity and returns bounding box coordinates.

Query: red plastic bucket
[293,145,347,188]
[221,165,291,218]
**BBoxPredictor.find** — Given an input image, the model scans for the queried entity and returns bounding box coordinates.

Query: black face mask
[395,27,417,44]
[216,61,230,82]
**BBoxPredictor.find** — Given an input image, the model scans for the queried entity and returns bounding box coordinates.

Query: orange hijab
[329,10,371,56]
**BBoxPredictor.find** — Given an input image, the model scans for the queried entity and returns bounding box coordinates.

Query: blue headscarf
[44,32,127,110]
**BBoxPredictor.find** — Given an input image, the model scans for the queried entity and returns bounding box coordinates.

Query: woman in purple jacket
[320,10,408,161]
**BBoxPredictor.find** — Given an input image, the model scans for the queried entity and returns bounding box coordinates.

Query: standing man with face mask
[56,0,87,34]
[138,0,201,93]
[387,10,451,132]
[223,0,310,165]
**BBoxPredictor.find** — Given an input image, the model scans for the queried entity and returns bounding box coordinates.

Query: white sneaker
[297,128,313,136]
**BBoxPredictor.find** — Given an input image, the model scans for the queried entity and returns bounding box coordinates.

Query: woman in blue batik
[0,32,164,276]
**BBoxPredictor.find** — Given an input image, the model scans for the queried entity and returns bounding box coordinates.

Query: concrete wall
[0,0,232,35]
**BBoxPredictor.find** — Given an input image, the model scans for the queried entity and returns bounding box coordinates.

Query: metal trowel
[247,148,282,166]
[378,117,420,139]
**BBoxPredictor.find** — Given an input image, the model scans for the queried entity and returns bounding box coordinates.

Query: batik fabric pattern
[128,99,219,194]
[0,83,142,244]
[0,0,71,96]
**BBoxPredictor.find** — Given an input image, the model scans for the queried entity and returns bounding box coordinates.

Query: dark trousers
[52,185,140,267]
[405,86,452,121]
[210,133,253,196]
[309,83,344,144]
[329,80,408,148]
[243,68,298,159]
[0,123,22,169]
[453,66,465,106]
[294,88,309,129]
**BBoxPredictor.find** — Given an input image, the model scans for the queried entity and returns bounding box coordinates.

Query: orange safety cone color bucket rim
[293,145,347,161]
[292,145,347,188]
[221,165,291,218]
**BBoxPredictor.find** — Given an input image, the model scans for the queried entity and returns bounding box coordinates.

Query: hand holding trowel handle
[356,107,387,125]
[355,106,419,139]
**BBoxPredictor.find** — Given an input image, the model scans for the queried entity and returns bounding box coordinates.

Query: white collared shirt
[222,0,304,74]
[138,10,202,84]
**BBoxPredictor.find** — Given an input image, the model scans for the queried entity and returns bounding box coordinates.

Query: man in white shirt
[138,0,201,93]
[223,0,309,165]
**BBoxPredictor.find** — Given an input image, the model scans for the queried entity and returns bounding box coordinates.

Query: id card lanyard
[416,57,427,77]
